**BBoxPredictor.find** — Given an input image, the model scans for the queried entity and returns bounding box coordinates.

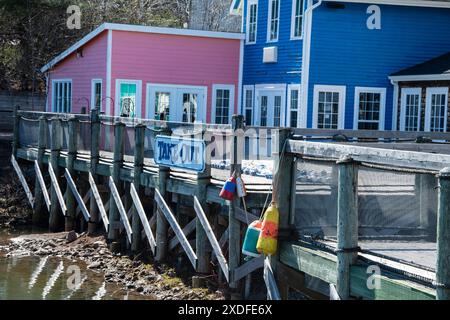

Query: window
[425,87,448,132]
[267,0,280,42]
[52,80,72,113]
[212,85,235,124]
[246,0,258,44]
[183,93,198,123]
[400,88,421,132]
[91,79,102,111]
[244,86,254,125]
[115,80,142,118]
[354,87,386,130]
[260,95,268,126]
[291,0,304,39]
[313,85,346,129]
[288,85,300,128]
[154,92,171,121]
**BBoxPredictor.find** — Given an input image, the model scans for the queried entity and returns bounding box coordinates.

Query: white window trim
[115,79,142,117]
[313,85,346,129]
[146,83,208,123]
[425,87,448,132]
[287,84,301,128]
[91,79,102,111]
[353,87,386,130]
[399,87,422,132]
[246,0,258,44]
[254,84,287,127]
[290,0,304,40]
[51,79,72,113]
[243,85,255,125]
[211,84,235,124]
[267,0,281,43]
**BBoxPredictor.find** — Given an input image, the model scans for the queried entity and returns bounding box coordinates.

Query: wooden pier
[10,106,450,300]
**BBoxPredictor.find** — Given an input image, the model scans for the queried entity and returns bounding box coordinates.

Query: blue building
[231,0,450,132]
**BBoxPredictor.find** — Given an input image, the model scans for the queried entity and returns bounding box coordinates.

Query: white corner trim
[106,29,112,116]
[424,87,449,132]
[399,87,422,132]
[114,79,143,118]
[312,85,346,129]
[211,84,236,124]
[353,87,387,130]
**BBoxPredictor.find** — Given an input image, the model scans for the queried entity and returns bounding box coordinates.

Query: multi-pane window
[154,92,170,121]
[291,0,304,39]
[260,96,268,126]
[247,0,258,44]
[356,90,384,130]
[400,89,421,132]
[274,96,281,127]
[53,80,72,113]
[214,89,231,124]
[244,88,254,125]
[426,88,448,132]
[268,0,280,42]
[289,88,299,128]
[317,91,340,129]
[119,83,137,118]
[92,80,102,111]
[182,93,198,123]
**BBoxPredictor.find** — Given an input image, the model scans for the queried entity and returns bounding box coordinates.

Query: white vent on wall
[263,46,278,63]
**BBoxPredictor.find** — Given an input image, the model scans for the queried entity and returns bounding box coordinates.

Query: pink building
[41,23,244,124]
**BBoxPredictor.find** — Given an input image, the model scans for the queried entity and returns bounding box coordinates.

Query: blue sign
[154,135,206,172]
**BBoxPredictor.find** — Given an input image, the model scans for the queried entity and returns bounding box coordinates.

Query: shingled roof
[390,52,450,79]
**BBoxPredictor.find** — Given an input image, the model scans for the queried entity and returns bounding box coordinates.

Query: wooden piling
[49,118,63,232]
[108,121,125,249]
[88,108,101,234]
[336,155,359,300]
[155,127,172,262]
[436,167,450,300]
[131,123,145,252]
[419,174,438,240]
[12,105,20,158]
[229,115,244,291]
[33,116,47,226]
[65,117,78,231]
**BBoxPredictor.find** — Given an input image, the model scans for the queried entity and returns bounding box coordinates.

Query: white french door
[147,84,207,123]
[255,89,285,127]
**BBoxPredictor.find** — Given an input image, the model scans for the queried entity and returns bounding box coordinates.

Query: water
[0,229,153,300]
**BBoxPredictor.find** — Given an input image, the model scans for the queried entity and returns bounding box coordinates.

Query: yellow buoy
[256,203,279,256]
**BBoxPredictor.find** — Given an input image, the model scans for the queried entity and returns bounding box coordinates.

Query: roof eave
[389,74,450,82]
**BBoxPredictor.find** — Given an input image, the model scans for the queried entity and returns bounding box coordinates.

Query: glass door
[258,90,284,127]
[120,83,137,118]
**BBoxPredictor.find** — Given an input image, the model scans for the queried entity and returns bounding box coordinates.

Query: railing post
[131,123,146,253]
[12,105,20,158]
[229,115,244,293]
[89,108,101,234]
[418,174,438,241]
[65,117,78,231]
[49,118,63,232]
[436,167,450,300]
[108,121,125,251]
[155,127,172,262]
[33,116,47,226]
[336,155,359,300]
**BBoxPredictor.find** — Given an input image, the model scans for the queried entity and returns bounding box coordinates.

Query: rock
[88,262,102,269]
[66,231,78,244]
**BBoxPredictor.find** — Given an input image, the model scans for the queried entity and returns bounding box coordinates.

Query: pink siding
[111,30,241,122]
[47,31,108,113]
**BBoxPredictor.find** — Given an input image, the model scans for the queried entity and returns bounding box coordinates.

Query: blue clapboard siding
[307,2,450,130]
[242,0,303,85]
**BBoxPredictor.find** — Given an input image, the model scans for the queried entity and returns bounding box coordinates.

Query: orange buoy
[256,203,279,256]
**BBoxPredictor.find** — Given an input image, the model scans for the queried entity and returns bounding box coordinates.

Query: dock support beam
[65,117,78,231]
[436,167,450,300]
[49,118,63,232]
[131,124,145,253]
[33,116,47,226]
[229,115,244,293]
[108,121,125,250]
[88,108,100,234]
[336,155,359,300]
[12,105,20,158]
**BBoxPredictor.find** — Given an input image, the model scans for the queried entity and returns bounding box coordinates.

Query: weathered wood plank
[263,257,281,300]
[89,172,109,232]
[194,196,229,282]
[234,207,259,225]
[130,183,156,255]
[155,188,197,269]
[168,218,197,251]
[232,256,264,283]
[34,160,50,212]
[76,190,91,217]
[65,169,90,222]
[11,155,34,208]
[109,177,132,244]
[329,284,341,300]
[287,140,450,172]
[48,163,66,215]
